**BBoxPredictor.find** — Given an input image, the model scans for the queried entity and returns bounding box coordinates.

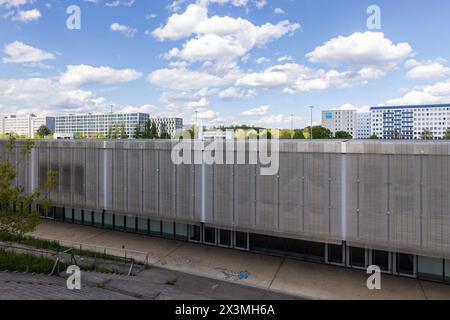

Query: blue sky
[1,0,450,128]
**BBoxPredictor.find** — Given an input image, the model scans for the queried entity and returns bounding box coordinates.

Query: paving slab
[30,220,450,300]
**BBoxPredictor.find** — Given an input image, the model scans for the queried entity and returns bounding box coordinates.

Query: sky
[1,0,450,128]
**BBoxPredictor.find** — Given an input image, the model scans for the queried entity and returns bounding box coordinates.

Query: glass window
[396,253,415,275]
[349,247,366,268]
[83,211,93,225]
[162,221,174,238]
[372,250,390,272]
[175,223,188,241]
[74,209,82,224]
[137,218,148,234]
[250,233,267,252]
[93,211,103,227]
[418,256,443,281]
[235,232,248,250]
[189,225,201,242]
[204,227,216,245]
[54,207,65,220]
[285,239,305,258]
[150,220,161,236]
[114,215,125,231]
[64,208,73,222]
[104,212,113,229]
[304,241,325,263]
[328,244,343,264]
[219,229,231,247]
[126,216,136,232]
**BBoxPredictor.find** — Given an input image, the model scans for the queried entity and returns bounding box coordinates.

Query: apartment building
[149,117,183,137]
[371,104,450,139]
[322,110,357,138]
[1,114,55,138]
[356,113,371,139]
[55,113,149,138]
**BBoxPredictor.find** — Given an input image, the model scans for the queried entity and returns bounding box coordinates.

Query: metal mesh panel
[127,148,141,214]
[234,161,256,229]
[279,152,303,234]
[255,165,278,231]
[212,163,233,225]
[142,148,159,217]
[71,145,85,208]
[176,163,194,220]
[85,146,99,209]
[159,149,176,218]
[112,146,126,212]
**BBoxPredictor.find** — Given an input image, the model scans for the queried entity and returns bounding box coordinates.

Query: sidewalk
[31,220,450,300]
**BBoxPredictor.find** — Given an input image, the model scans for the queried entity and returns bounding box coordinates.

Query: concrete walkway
[31,220,450,300]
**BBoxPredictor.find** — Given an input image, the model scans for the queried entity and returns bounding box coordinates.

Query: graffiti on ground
[215,268,250,281]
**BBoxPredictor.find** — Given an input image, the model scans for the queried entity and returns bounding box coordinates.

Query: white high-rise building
[371,104,450,140]
[149,117,183,137]
[356,113,371,139]
[1,114,55,138]
[322,110,357,138]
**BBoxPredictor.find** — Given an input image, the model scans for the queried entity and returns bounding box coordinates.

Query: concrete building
[149,117,183,137]
[1,114,55,138]
[356,113,371,139]
[5,139,450,283]
[322,110,357,138]
[55,113,149,139]
[371,104,450,140]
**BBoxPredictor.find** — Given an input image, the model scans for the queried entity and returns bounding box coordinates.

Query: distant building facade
[371,104,450,140]
[149,117,183,137]
[356,113,371,139]
[1,114,55,138]
[55,113,149,138]
[322,110,357,138]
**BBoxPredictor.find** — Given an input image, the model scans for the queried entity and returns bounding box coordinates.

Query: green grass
[0,249,68,274]
[0,231,132,263]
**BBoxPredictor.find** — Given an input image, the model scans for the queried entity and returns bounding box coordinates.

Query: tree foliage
[0,135,58,236]
[421,129,434,140]
[36,125,51,138]
[334,131,352,139]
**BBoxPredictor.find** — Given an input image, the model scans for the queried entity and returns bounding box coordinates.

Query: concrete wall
[2,139,450,259]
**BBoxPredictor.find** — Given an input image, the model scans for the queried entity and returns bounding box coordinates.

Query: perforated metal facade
[3,139,450,259]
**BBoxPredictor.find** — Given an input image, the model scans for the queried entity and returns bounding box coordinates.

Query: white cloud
[387,79,450,105]
[278,55,293,62]
[241,105,269,116]
[147,65,236,91]
[236,63,382,93]
[110,22,137,37]
[106,0,135,7]
[274,7,284,14]
[254,0,267,9]
[219,87,256,100]
[152,4,300,63]
[3,41,55,64]
[0,0,28,8]
[306,32,412,69]
[59,65,142,88]
[330,103,370,113]
[196,109,219,119]
[404,59,450,80]
[0,78,106,115]
[255,57,270,64]
[121,104,158,114]
[12,9,41,23]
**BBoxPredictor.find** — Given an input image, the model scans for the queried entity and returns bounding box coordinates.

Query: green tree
[0,135,58,236]
[133,124,142,139]
[443,129,450,140]
[334,131,352,139]
[119,123,128,139]
[421,129,434,140]
[293,129,305,139]
[304,126,332,139]
[188,125,198,139]
[369,134,379,140]
[36,125,51,138]
[279,129,293,139]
